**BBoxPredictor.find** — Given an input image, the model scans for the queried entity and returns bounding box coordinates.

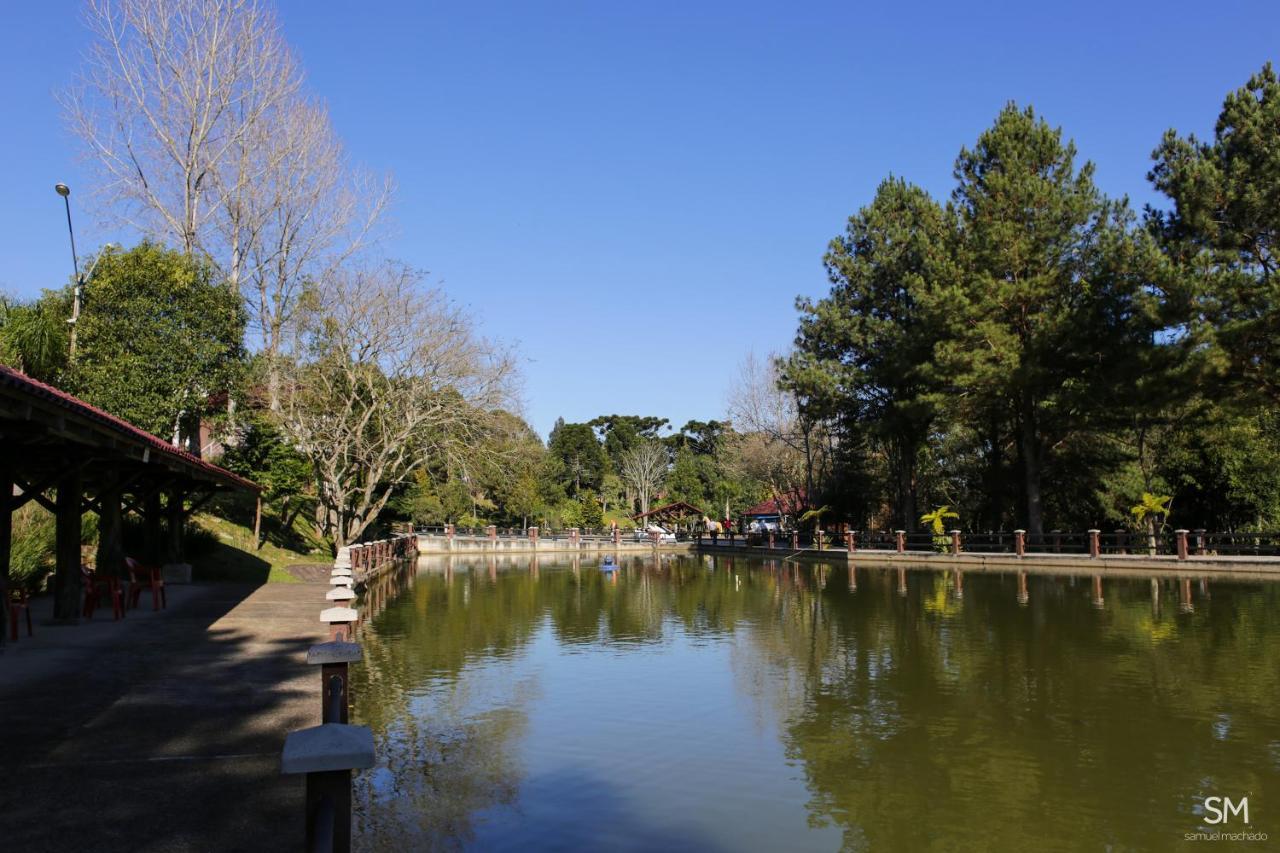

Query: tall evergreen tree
[942,105,1163,534]
[786,178,955,530]
[1149,62,1280,405]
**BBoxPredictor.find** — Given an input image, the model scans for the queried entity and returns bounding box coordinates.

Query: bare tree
[277,262,516,548]
[725,350,828,511]
[618,440,667,517]
[226,97,392,406]
[66,0,302,268]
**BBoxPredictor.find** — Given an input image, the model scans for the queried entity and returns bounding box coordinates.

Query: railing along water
[281,532,419,853]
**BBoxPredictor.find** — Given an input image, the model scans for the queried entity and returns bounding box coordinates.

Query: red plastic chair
[82,565,125,621]
[126,557,166,611]
[8,588,33,641]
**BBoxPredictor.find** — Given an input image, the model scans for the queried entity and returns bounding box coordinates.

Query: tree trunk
[1019,397,1044,536]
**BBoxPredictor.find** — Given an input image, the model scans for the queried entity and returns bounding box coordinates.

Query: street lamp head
[55,183,71,197]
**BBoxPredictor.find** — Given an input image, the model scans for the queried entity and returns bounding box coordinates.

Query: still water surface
[351,554,1279,851]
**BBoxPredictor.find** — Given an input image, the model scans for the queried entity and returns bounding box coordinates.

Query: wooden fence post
[844,530,855,552]
[1014,529,1026,558]
[895,530,906,553]
[1088,529,1101,559]
[1175,529,1189,560]
[950,529,962,555]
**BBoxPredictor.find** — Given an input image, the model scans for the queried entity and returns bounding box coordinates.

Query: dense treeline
[783,66,1280,535]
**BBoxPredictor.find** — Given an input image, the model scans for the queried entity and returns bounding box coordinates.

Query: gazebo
[632,501,707,533]
[0,364,260,646]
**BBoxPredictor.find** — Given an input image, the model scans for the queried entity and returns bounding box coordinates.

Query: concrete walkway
[0,581,328,852]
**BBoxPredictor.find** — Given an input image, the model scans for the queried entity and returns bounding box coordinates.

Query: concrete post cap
[1088,529,1101,533]
[320,607,358,623]
[306,641,363,665]
[1014,529,1026,533]
[281,723,374,774]
[331,568,353,577]
[1175,529,1189,534]
[326,587,356,601]
[332,559,352,569]
[330,577,354,586]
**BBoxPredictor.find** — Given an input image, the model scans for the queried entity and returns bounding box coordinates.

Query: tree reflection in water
[350,555,1280,851]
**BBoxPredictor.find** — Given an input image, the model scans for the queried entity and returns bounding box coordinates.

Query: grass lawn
[189,511,330,584]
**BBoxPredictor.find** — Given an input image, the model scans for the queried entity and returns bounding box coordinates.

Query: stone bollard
[1014,529,1026,558]
[844,530,855,552]
[1176,529,1189,560]
[1088,529,1101,559]
[950,530,962,555]
[487,525,497,547]
[281,721,374,853]
[321,606,358,642]
[529,526,539,546]
[326,586,356,604]
[896,530,906,553]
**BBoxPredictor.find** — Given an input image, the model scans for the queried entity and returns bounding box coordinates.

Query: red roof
[0,363,258,492]
[743,492,805,517]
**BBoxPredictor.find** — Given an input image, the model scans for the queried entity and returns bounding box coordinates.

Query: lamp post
[54,183,84,361]
[54,183,113,362]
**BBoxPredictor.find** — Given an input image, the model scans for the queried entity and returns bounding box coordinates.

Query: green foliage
[0,289,71,382]
[920,505,959,536]
[547,418,607,496]
[786,177,955,530]
[1149,62,1280,406]
[9,504,56,592]
[1130,493,1172,530]
[72,242,246,439]
[219,411,312,530]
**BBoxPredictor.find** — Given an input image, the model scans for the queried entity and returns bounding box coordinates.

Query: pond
[350,554,1279,851]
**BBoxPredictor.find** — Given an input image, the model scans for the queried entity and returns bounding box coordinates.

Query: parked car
[634,524,678,543]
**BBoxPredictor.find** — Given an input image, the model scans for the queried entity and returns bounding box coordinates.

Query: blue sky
[1,1,1277,437]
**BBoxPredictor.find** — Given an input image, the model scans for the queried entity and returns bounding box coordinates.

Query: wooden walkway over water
[0,580,328,852]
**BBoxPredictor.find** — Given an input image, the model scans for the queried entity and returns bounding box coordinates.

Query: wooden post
[1014,529,1026,558]
[1175,529,1189,560]
[1088,529,1101,559]
[166,486,185,564]
[844,530,855,552]
[52,467,83,621]
[282,723,373,853]
[529,526,538,545]
[612,526,620,546]
[950,529,961,555]
[253,494,262,551]
[0,461,12,648]
[144,489,163,564]
[96,482,125,579]
[895,530,906,553]
[487,525,496,547]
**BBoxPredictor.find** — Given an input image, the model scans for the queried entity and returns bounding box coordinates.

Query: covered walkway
[0,364,260,645]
